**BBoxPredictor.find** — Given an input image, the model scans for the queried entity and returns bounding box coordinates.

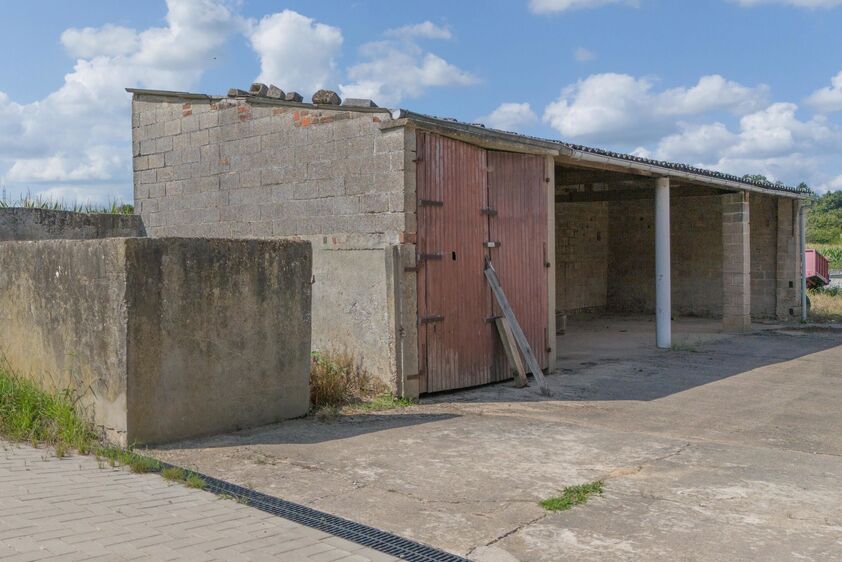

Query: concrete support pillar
[655,177,671,349]
[722,192,752,331]
[775,198,800,320]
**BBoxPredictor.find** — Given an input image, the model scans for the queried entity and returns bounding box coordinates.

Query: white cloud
[340,37,477,107]
[478,103,538,132]
[529,0,639,13]
[574,47,596,62]
[542,73,768,144]
[0,0,241,203]
[60,25,139,58]
[820,174,842,191]
[643,103,841,191]
[734,0,842,7]
[806,71,842,113]
[248,10,343,95]
[385,21,452,40]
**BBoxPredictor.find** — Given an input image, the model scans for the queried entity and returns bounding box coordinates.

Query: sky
[0,0,841,204]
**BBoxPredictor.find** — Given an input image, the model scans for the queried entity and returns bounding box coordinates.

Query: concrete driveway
[150,320,842,561]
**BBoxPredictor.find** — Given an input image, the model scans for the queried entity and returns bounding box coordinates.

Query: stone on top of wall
[312,89,342,105]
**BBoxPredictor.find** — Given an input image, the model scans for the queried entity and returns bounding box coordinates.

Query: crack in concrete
[466,512,550,557]
[383,486,536,506]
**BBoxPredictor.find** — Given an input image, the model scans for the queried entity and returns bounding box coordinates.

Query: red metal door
[487,151,549,371]
[416,132,495,393]
[416,133,549,392]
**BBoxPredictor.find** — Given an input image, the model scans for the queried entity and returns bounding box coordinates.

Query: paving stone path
[0,440,400,561]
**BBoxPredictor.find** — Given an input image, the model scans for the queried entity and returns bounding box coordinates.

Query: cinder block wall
[0,237,312,445]
[0,208,145,241]
[776,198,803,320]
[750,194,778,319]
[131,93,415,390]
[606,196,723,317]
[555,202,608,313]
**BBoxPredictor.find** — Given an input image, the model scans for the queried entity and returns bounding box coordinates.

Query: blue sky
[1,0,841,203]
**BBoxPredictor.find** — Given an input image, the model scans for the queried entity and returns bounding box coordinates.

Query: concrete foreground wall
[0,240,130,438]
[131,93,415,391]
[0,237,312,445]
[0,208,145,241]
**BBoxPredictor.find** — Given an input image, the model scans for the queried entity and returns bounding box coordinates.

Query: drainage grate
[156,461,469,562]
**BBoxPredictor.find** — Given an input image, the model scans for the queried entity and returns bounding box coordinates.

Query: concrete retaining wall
[0,237,311,445]
[0,208,145,241]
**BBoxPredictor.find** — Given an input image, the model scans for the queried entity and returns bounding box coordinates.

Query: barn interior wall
[553,194,721,318]
[606,195,723,317]
[555,202,609,314]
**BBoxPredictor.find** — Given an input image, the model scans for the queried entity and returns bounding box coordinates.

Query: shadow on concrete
[423,317,842,405]
[155,412,460,449]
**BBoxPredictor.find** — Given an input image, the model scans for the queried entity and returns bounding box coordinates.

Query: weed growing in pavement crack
[540,481,604,512]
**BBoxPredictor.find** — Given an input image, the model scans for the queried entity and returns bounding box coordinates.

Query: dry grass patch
[809,288,842,323]
[310,350,412,416]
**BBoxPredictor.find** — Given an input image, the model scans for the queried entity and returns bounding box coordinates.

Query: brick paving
[0,440,400,561]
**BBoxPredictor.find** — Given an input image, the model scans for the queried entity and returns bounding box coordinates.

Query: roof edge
[126,88,391,115]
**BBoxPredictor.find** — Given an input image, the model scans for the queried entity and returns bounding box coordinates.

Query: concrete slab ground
[149,317,842,561]
[0,440,399,561]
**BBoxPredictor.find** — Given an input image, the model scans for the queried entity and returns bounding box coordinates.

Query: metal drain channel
[156,461,468,562]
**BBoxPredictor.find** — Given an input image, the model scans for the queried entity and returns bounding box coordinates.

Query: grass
[0,367,98,456]
[539,481,604,512]
[310,350,414,417]
[0,192,133,215]
[0,366,206,490]
[809,287,842,323]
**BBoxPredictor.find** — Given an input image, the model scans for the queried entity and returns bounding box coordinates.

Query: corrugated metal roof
[396,110,812,197]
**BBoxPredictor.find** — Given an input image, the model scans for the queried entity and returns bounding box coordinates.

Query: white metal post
[655,177,672,348]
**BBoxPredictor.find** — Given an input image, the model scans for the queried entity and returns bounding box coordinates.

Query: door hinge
[481,207,498,216]
[420,315,445,325]
[484,241,502,248]
[419,252,443,261]
[419,199,444,207]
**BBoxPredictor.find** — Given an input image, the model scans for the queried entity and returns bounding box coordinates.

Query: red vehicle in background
[805,249,830,289]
